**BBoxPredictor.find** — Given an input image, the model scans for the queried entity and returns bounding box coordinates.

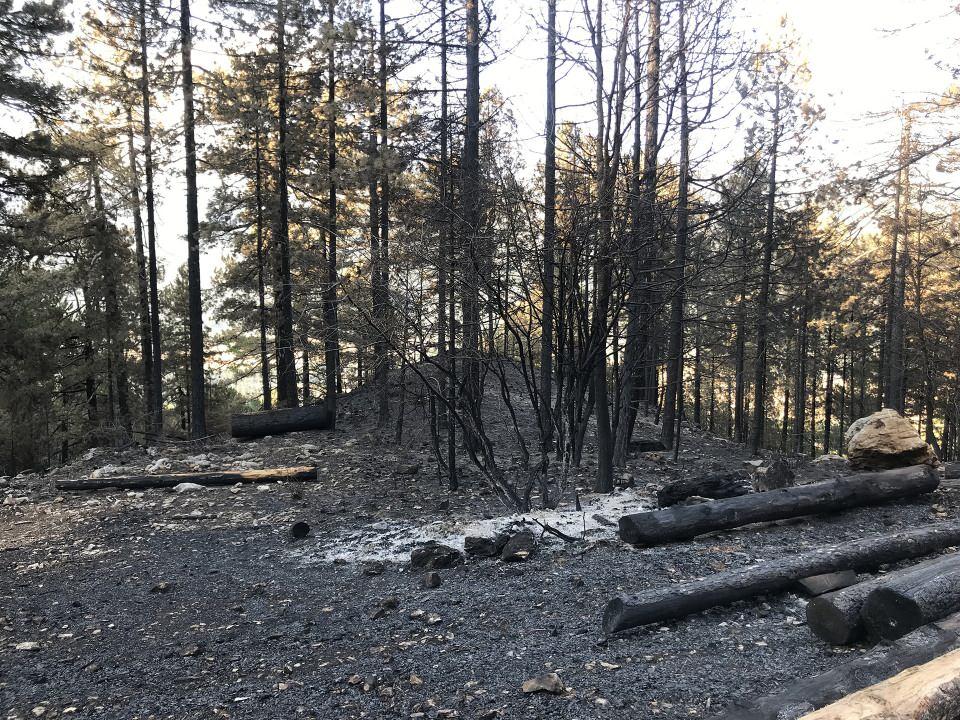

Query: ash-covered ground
[2,380,958,720]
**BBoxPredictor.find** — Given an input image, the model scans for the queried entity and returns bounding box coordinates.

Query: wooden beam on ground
[603,521,960,635]
[796,647,960,720]
[619,465,938,547]
[720,613,960,720]
[56,466,319,491]
[231,405,332,439]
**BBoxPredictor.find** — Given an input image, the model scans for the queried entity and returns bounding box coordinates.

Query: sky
[34,0,960,291]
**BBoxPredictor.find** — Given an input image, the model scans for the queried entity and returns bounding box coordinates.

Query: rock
[89,465,124,479]
[394,462,421,476]
[150,581,173,594]
[752,456,795,491]
[422,571,442,588]
[180,643,202,657]
[846,409,937,470]
[172,482,206,494]
[464,532,509,557]
[410,541,464,569]
[145,458,172,474]
[630,439,667,453]
[500,530,536,563]
[521,672,564,694]
[15,641,40,652]
[813,454,846,464]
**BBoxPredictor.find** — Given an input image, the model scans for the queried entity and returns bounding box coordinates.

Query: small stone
[410,541,464,570]
[409,673,424,686]
[521,672,564,694]
[181,643,202,657]
[16,641,40,651]
[173,482,205,494]
[150,581,173,594]
[422,571,442,589]
[31,707,46,717]
[464,533,509,558]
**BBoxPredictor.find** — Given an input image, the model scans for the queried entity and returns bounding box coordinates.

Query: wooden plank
[797,647,960,720]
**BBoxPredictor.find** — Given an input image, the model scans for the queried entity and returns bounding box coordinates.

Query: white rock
[173,482,206,494]
[89,465,124,479]
[146,458,172,474]
[16,641,40,651]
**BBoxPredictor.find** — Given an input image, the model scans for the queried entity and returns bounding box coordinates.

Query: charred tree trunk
[274,0,298,408]
[180,0,206,438]
[660,0,688,451]
[139,0,163,434]
[125,110,154,432]
[322,0,340,428]
[749,81,780,455]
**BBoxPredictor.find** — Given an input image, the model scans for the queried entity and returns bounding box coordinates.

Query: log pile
[603,521,960,634]
[619,465,939,546]
[807,554,960,645]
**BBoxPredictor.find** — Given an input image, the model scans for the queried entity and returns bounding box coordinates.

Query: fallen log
[56,466,318,491]
[862,554,960,641]
[807,554,959,645]
[603,521,960,635]
[656,471,752,508]
[619,465,938,546]
[230,405,332,439]
[796,646,960,720]
[720,613,960,720]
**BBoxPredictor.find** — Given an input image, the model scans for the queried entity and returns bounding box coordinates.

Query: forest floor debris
[2,391,959,718]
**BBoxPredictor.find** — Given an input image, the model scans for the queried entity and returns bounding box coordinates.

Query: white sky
[31,0,960,290]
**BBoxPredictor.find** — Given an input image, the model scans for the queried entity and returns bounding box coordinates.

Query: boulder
[464,532,510,557]
[500,530,536,562]
[846,409,936,470]
[410,541,464,570]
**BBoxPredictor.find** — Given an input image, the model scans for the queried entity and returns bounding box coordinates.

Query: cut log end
[864,588,926,641]
[807,595,862,646]
[602,597,627,635]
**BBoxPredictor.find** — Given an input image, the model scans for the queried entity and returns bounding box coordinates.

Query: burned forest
[3,0,960,718]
